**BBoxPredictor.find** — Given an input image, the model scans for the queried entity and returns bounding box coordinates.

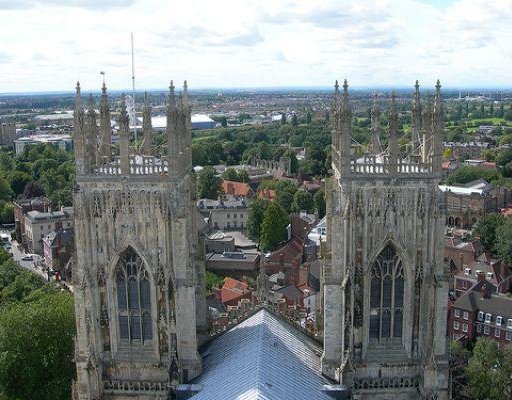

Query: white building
[24,207,74,254]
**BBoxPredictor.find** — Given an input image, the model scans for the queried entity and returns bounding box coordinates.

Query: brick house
[445,235,484,271]
[13,197,51,246]
[215,277,252,307]
[452,253,511,296]
[449,280,512,349]
[43,228,74,273]
[440,179,509,229]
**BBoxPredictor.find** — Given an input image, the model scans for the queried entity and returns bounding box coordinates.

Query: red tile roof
[220,277,251,305]
[221,180,252,197]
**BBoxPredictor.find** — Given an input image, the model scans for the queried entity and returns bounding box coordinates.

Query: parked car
[21,255,34,261]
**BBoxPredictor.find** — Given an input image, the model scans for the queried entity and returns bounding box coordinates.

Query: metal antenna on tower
[131,32,137,143]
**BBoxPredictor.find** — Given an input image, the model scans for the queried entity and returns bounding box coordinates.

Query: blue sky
[0,0,510,93]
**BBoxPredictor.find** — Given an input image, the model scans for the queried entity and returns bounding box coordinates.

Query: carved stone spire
[331,80,341,166]
[74,82,87,175]
[337,79,352,175]
[86,94,98,171]
[180,81,192,169]
[371,94,382,154]
[141,91,153,155]
[432,80,443,174]
[167,81,179,175]
[412,80,422,144]
[119,95,130,175]
[341,79,351,115]
[421,101,433,164]
[99,82,112,160]
[388,92,398,173]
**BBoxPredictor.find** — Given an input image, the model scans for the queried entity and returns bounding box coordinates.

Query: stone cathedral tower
[322,80,449,399]
[72,81,207,400]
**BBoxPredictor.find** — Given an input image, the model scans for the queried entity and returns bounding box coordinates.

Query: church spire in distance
[119,94,130,175]
[371,93,382,154]
[412,80,422,144]
[388,91,398,173]
[141,91,153,155]
[432,80,443,173]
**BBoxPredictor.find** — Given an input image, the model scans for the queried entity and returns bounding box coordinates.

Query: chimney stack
[480,284,488,299]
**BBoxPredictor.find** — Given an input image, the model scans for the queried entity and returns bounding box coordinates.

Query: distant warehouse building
[149,114,215,132]
[191,114,215,130]
[14,134,73,156]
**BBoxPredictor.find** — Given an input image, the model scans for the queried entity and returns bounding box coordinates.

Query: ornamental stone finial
[334,80,339,92]
[101,81,107,94]
[343,79,348,93]
[75,82,82,108]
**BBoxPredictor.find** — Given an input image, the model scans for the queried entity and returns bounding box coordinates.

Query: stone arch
[114,247,154,343]
[368,243,405,342]
[366,235,411,275]
[107,245,159,358]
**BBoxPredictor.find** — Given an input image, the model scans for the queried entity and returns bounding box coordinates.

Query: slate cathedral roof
[190,308,333,400]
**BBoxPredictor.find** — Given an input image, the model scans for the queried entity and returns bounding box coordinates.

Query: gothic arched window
[116,248,153,343]
[369,245,405,342]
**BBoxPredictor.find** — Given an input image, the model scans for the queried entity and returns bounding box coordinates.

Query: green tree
[220,116,228,128]
[0,291,76,400]
[0,176,12,203]
[314,190,326,219]
[445,166,501,186]
[275,180,298,213]
[281,114,287,125]
[192,143,207,166]
[205,271,224,293]
[465,338,512,400]
[473,214,504,253]
[284,150,299,174]
[260,202,289,251]
[482,149,497,162]
[247,198,269,241]
[505,105,512,122]
[196,166,221,199]
[222,168,240,182]
[0,203,14,225]
[495,148,512,167]
[291,190,314,213]
[495,218,512,266]
[9,171,31,197]
[22,181,45,199]
[237,169,250,183]
[291,114,298,127]
[0,272,45,305]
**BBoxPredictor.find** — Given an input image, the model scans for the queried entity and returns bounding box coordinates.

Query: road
[1,228,73,291]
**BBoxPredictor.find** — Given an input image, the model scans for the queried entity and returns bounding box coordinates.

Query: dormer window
[485,313,492,324]
[496,316,503,326]
[486,272,494,280]
[477,311,484,321]
[464,268,471,275]
[508,319,512,329]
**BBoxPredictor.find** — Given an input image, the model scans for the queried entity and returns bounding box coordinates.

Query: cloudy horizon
[0,0,511,93]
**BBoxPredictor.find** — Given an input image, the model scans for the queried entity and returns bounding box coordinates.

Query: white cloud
[0,0,510,93]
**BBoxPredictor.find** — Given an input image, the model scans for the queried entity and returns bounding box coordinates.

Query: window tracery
[369,245,405,341]
[116,248,153,343]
